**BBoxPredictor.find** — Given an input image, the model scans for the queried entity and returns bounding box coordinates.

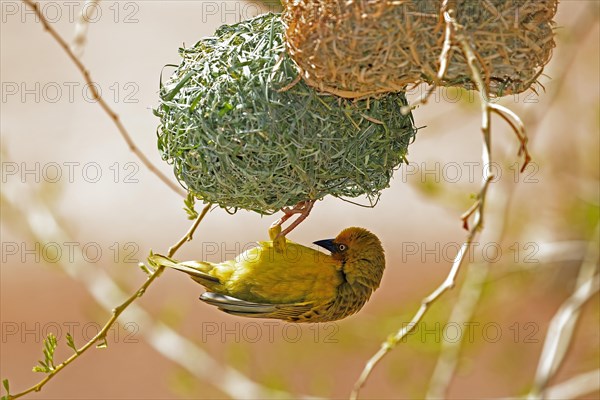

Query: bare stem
[544,369,600,400]
[21,0,185,197]
[527,224,600,399]
[401,0,455,115]
[528,274,600,400]
[6,206,210,400]
[2,184,288,399]
[426,187,515,398]
[350,4,531,398]
[168,204,211,257]
[350,177,491,400]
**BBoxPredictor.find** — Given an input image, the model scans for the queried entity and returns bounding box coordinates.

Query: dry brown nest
[283,0,557,98]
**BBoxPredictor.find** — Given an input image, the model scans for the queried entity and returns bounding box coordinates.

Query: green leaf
[183,192,199,220]
[66,333,78,354]
[2,378,10,396]
[218,102,234,116]
[33,333,57,373]
[162,70,195,101]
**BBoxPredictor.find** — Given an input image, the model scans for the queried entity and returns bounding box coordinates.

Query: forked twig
[400,0,455,115]
[351,3,531,398]
[489,103,531,172]
[527,224,600,399]
[426,187,514,398]
[460,199,480,230]
[350,175,492,400]
[528,273,600,400]
[2,172,291,400]
[544,369,600,400]
[401,2,531,171]
[4,204,210,400]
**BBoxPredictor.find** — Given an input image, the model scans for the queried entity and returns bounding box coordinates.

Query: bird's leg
[270,200,315,240]
[278,200,314,238]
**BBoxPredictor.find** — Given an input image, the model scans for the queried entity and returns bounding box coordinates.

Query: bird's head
[314,227,385,290]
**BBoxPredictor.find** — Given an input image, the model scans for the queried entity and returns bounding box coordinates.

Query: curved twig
[544,369,600,400]
[426,187,515,398]
[2,183,294,399]
[400,1,455,115]
[527,224,600,399]
[4,203,210,400]
[22,0,185,197]
[350,3,531,397]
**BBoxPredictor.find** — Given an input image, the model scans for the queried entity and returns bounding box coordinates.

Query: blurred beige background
[1,1,599,399]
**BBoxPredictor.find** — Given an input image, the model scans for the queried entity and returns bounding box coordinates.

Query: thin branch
[21,0,185,197]
[426,262,490,399]
[426,188,515,398]
[401,0,455,115]
[527,224,600,399]
[544,369,600,400]
[2,184,293,399]
[6,3,292,399]
[402,2,530,171]
[350,176,491,400]
[528,274,599,400]
[351,4,532,397]
[460,199,481,231]
[489,103,531,172]
[168,205,211,256]
[3,192,210,400]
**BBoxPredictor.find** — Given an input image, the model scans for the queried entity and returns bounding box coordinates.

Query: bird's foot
[270,200,315,240]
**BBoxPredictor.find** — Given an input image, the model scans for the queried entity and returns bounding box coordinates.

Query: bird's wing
[200,292,314,321]
[169,262,220,283]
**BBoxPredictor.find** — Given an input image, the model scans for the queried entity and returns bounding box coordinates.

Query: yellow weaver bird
[149,226,385,323]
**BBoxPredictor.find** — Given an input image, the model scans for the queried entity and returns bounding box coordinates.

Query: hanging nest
[283,0,557,98]
[156,13,417,215]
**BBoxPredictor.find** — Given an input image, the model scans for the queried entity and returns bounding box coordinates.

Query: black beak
[313,239,336,253]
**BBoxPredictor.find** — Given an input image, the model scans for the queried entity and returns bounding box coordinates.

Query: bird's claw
[270,200,315,241]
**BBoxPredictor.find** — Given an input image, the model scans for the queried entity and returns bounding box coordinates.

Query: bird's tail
[148,254,220,285]
[148,253,180,270]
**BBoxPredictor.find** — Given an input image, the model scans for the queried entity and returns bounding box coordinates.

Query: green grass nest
[156,13,417,215]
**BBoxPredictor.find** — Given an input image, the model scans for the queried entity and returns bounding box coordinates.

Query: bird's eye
[338,244,347,252]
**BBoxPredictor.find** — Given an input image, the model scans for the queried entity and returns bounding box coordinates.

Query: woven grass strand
[156,13,417,215]
[283,0,557,98]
